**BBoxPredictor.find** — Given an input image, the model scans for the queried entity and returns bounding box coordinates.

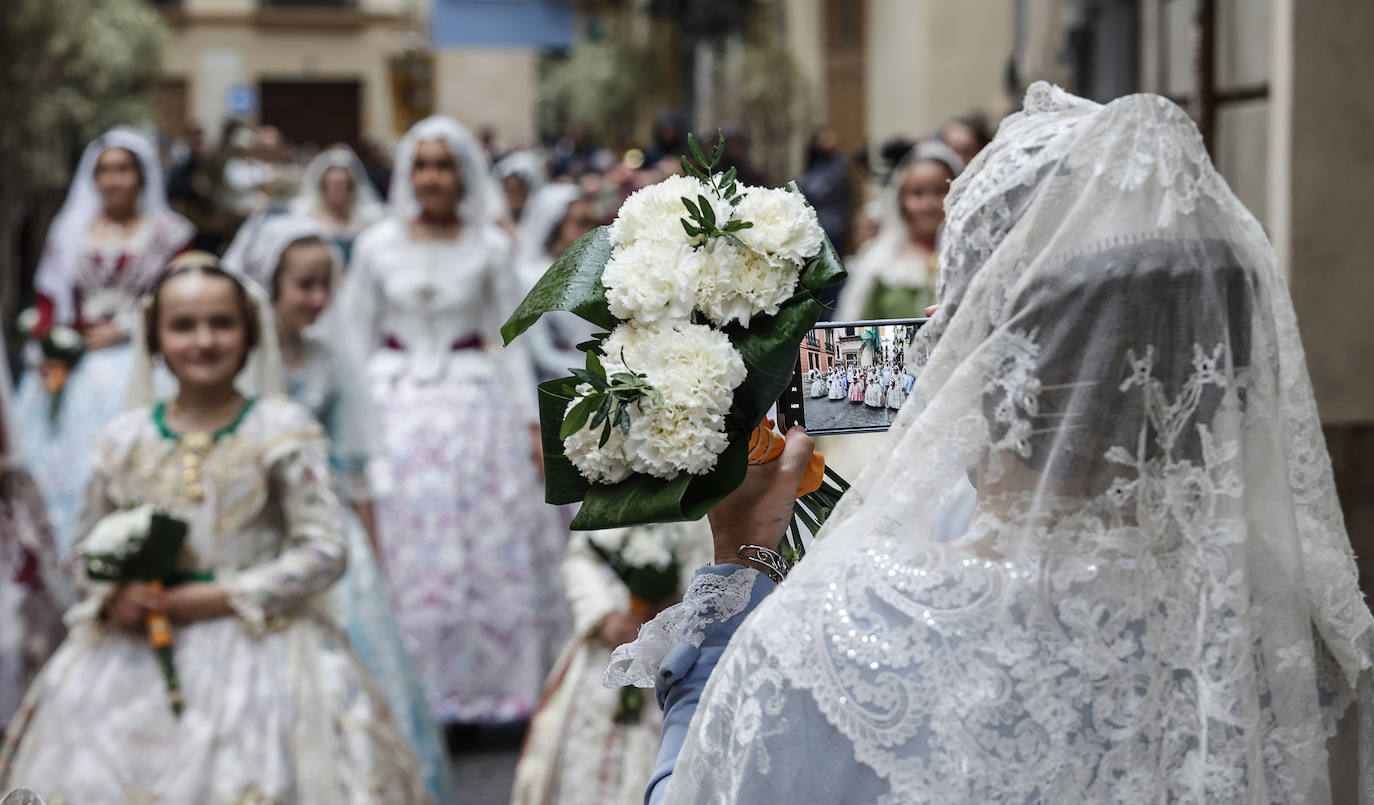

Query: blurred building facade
[781,0,1016,152]
[153,0,418,145]
[152,0,560,147]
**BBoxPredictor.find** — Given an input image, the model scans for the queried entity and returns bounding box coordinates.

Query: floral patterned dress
[339,217,567,724]
[0,397,429,804]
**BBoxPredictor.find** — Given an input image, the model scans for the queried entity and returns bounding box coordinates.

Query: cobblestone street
[451,749,519,804]
[803,395,899,432]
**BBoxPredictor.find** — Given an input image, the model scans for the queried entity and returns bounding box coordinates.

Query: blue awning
[430,0,574,49]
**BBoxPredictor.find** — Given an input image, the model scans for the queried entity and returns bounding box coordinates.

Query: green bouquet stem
[155,643,185,716]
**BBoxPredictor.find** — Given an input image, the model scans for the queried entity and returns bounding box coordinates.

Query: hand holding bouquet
[587,525,689,723]
[85,504,190,715]
[503,134,849,556]
[17,307,85,422]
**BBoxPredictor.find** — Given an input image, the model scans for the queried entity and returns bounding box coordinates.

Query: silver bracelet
[736,544,790,584]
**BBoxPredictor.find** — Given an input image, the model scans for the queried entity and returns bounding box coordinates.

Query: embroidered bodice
[341,217,537,420]
[71,396,346,632]
[61,212,192,331]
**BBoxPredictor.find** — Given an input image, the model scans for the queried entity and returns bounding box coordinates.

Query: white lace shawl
[289,145,384,238]
[387,116,504,226]
[33,127,189,325]
[655,83,1374,804]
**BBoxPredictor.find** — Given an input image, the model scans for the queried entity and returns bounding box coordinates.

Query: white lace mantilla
[658,84,1373,805]
[604,568,758,690]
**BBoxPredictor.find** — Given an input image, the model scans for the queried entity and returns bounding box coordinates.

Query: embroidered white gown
[283,341,456,803]
[15,213,192,558]
[0,397,429,804]
[511,523,710,805]
[339,216,568,724]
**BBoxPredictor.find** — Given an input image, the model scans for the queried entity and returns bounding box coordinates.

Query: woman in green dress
[836,140,964,320]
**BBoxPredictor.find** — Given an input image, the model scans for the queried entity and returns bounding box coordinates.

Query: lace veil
[661,83,1374,803]
[289,145,384,236]
[387,116,503,226]
[34,127,175,325]
[125,254,284,410]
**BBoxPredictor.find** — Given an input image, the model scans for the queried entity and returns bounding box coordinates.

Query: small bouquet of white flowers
[85,504,190,716]
[17,306,85,422]
[503,134,849,555]
[586,525,687,722]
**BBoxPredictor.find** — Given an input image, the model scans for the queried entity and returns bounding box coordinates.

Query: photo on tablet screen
[780,318,927,436]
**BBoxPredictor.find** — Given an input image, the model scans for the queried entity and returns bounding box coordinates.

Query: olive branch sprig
[560,348,663,448]
[679,131,754,250]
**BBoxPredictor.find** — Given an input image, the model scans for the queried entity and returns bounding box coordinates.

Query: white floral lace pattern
[659,84,1373,805]
[604,567,758,690]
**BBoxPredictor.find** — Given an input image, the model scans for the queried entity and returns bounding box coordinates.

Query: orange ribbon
[40,360,69,396]
[145,580,174,649]
[747,419,826,498]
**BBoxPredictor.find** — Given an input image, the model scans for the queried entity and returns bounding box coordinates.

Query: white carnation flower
[623,402,731,478]
[733,186,826,267]
[608,175,727,248]
[601,320,747,418]
[563,385,634,485]
[599,321,747,479]
[621,529,674,570]
[48,325,84,352]
[16,307,40,336]
[588,528,630,554]
[85,504,157,556]
[602,239,705,324]
[695,238,801,328]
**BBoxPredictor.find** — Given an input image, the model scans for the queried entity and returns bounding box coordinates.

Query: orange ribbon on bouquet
[747,418,826,497]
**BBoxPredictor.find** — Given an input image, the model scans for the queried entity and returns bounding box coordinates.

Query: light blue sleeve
[644,565,777,805]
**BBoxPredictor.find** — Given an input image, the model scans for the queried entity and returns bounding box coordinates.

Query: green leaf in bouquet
[682,196,701,219]
[590,394,613,430]
[575,335,608,354]
[501,227,617,346]
[538,379,593,505]
[785,181,848,295]
[560,394,602,440]
[710,133,726,168]
[698,194,715,227]
[85,512,189,583]
[688,132,709,169]
[569,367,608,391]
[570,437,749,529]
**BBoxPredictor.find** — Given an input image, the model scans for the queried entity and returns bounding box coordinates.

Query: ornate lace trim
[603,567,757,689]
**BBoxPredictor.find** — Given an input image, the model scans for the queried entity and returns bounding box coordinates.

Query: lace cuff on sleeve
[604,564,767,689]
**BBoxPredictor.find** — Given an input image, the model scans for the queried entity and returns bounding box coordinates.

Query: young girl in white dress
[0,254,429,804]
[15,128,194,557]
[515,183,603,382]
[863,368,884,408]
[827,368,846,400]
[290,146,384,265]
[229,214,456,803]
[809,368,828,398]
[338,116,567,727]
[835,141,964,320]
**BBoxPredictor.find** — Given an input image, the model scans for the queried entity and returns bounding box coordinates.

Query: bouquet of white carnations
[16,306,85,422]
[503,134,849,554]
[586,525,688,722]
[85,504,190,716]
